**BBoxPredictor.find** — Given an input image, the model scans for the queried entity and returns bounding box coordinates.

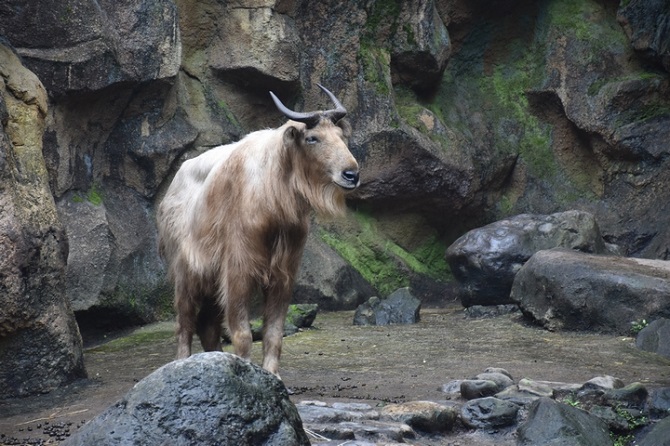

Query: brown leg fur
[223,275,254,361]
[196,298,224,352]
[262,284,292,376]
[175,275,198,359]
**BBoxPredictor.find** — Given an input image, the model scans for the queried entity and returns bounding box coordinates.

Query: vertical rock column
[0,44,86,397]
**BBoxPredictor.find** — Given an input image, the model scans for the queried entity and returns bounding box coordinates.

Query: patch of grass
[87,328,174,353]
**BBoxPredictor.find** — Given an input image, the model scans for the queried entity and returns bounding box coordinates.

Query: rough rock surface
[62,352,309,446]
[0,44,86,397]
[353,287,421,326]
[511,249,670,334]
[636,318,670,359]
[294,232,375,311]
[446,210,612,307]
[517,398,612,446]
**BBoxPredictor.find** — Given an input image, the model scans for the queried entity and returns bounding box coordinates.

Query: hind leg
[175,275,198,359]
[197,298,224,352]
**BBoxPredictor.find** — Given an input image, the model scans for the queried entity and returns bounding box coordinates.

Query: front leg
[223,278,254,361]
[262,284,292,376]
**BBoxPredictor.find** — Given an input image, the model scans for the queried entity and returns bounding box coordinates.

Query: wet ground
[2,304,670,445]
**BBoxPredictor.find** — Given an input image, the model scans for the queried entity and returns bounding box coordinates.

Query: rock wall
[0,44,85,397]
[0,0,669,324]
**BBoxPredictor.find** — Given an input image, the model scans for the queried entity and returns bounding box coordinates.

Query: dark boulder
[636,318,670,359]
[460,397,519,429]
[639,416,670,446]
[446,211,612,307]
[353,288,421,326]
[63,352,309,446]
[511,249,670,334]
[517,398,612,446]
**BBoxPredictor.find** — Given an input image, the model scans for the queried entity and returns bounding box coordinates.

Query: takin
[156,85,360,376]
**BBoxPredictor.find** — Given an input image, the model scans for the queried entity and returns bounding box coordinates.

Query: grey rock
[495,387,543,407]
[636,318,670,359]
[294,233,374,311]
[380,401,458,433]
[603,382,648,409]
[297,401,380,424]
[2,0,181,97]
[483,367,514,380]
[511,249,670,334]
[460,397,519,429]
[581,375,626,391]
[638,415,670,446]
[0,44,86,397]
[441,380,463,396]
[446,211,610,307]
[353,288,421,326]
[465,304,520,318]
[476,372,514,392]
[460,380,500,400]
[297,401,415,444]
[647,387,670,417]
[63,352,309,446]
[517,378,554,398]
[390,0,451,93]
[517,398,612,446]
[617,0,670,72]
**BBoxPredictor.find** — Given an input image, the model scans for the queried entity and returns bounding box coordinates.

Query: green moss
[72,183,104,206]
[87,328,174,353]
[486,54,555,178]
[320,211,452,295]
[358,43,391,95]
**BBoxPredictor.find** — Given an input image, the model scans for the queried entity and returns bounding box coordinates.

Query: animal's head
[270,85,360,196]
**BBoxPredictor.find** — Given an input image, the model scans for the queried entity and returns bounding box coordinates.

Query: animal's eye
[305,136,320,145]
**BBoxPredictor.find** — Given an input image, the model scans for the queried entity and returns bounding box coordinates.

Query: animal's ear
[337,118,352,138]
[283,126,303,146]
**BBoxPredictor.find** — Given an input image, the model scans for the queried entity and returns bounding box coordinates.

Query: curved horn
[317,84,347,123]
[269,91,321,129]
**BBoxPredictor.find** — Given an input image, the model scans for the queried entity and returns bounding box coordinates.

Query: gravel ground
[1,305,669,445]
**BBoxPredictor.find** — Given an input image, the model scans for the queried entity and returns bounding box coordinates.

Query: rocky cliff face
[0,43,85,397]
[0,0,668,324]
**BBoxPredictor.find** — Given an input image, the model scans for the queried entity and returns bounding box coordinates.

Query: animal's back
[157,142,241,275]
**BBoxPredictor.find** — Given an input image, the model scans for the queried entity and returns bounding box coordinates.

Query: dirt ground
[2,305,670,445]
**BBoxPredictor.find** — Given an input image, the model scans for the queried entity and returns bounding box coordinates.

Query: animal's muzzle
[341,170,360,189]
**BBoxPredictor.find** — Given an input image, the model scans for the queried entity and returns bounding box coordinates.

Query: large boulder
[511,249,670,334]
[636,318,670,359]
[57,184,171,326]
[639,415,670,446]
[293,232,375,311]
[446,211,612,307]
[63,352,310,446]
[0,44,86,397]
[517,398,613,446]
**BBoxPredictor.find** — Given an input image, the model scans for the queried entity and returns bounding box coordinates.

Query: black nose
[342,170,360,185]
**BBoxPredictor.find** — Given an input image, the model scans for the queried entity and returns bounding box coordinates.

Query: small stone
[603,382,648,408]
[460,379,499,400]
[460,397,520,429]
[381,401,458,433]
[518,378,554,398]
[476,372,514,392]
[581,375,625,390]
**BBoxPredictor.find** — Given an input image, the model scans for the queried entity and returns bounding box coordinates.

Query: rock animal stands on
[156,85,359,376]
